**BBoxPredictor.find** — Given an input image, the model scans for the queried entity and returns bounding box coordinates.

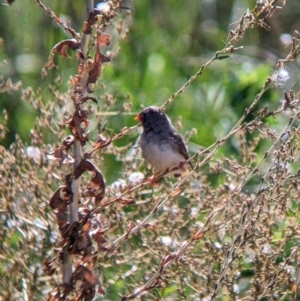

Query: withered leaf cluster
[74,159,105,205]
[68,32,111,109]
[87,33,111,84]
[83,2,117,35]
[65,110,89,145]
[45,32,111,91]
[47,135,75,164]
[47,162,106,299]
[36,2,113,300]
[45,39,81,69]
[46,263,105,301]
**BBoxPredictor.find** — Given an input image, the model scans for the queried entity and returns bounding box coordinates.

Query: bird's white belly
[142,143,184,173]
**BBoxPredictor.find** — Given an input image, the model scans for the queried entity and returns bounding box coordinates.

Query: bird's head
[135,106,169,129]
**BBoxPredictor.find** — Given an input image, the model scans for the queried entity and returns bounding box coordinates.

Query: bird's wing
[170,132,194,169]
[171,132,190,160]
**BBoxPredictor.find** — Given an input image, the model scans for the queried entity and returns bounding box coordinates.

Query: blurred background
[1,0,300,149]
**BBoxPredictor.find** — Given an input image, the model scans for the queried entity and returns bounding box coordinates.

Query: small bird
[135,106,192,177]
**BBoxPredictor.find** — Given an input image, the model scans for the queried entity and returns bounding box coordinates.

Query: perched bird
[135,106,192,177]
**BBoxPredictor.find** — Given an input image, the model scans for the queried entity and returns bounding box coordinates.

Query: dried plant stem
[160,49,238,110]
[35,0,79,39]
[62,255,73,284]
[121,113,299,300]
[258,246,300,301]
[290,251,300,301]
[70,143,82,223]
[62,0,94,286]
[121,206,221,300]
[209,114,299,301]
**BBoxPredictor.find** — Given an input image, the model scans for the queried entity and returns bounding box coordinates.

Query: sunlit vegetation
[2,0,300,300]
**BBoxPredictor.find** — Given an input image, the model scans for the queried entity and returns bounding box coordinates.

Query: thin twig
[209,113,299,300]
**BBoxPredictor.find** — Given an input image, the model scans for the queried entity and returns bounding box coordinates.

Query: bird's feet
[146,173,163,187]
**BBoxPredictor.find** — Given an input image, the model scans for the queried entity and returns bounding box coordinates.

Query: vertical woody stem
[62,0,94,285]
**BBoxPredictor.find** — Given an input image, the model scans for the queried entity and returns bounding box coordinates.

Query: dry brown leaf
[86,4,115,32]
[92,230,107,246]
[43,257,57,276]
[46,136,75,164]
[81,266,99,286]
[82,21,92,35]
[125,222,136,238]
[49,175,72,231]
[81,287,96,301]
[87,135,111,155]
[75,232,90,253]
[62,135,75,149]
[193,230,206,240]
[97,33,111,47]
[47,288,63,301]
[52,39,80,58]
[45,39,80,69]
[88,52,111,84]
[79,96,98,104]
[82,255,97,269]
[116,198,136,205]
[73,265,105,299]
[98,285,106,296]
[74,159,106,204]
[61,283,73,296]
[82,221,91,232]
[46,146,74,164]
[49,186,72,211]
[169,187,184,197]
[65,110,89,144]
[144,223,155,231]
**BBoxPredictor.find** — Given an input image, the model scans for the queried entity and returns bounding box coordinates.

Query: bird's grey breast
[139,129,186,172]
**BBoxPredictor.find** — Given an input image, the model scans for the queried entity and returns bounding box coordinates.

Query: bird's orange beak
[134,114,142,122]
